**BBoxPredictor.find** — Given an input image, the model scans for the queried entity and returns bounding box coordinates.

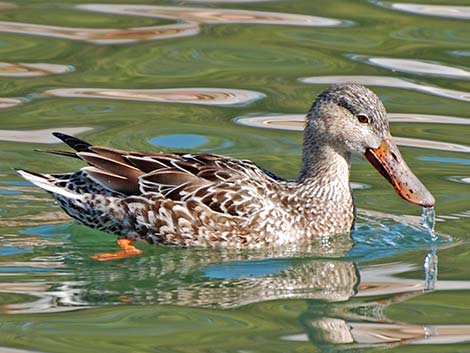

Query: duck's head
[306,83,434,208]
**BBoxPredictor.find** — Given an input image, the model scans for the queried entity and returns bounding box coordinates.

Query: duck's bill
[364,138,435,208]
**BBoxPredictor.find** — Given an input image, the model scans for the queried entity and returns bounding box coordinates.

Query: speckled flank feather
[17,84,396,248]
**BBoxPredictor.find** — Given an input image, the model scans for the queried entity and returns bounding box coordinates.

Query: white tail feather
[16,170,82,200]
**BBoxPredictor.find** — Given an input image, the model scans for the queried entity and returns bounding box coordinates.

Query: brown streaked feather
[143,169,204,187]
[198,169,232,181]
[89,146,130,164]
[77,152,144,181]
[43,132,278,218]
[163,182,203,200]
[82,166,139,195]
[125,155,173,173]
[170,160,203,175]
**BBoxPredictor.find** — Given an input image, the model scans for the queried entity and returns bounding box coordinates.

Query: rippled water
[0,1,469,352]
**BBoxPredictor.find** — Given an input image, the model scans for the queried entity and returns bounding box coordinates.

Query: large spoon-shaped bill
[364,138,435,208]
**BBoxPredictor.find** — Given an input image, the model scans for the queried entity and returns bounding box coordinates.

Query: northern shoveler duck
[17,83,434,260]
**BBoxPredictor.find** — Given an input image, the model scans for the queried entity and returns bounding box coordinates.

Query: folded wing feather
[50,133,280,218]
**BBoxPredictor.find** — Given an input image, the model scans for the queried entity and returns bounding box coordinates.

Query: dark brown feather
[125,156,171,173]
[48,132,275,217]
[82,167,139,194]
[77,152,144,182]
[89,146,130,164]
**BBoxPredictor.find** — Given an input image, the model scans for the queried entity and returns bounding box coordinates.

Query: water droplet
[421,206,437,240]
[423,248,438,291]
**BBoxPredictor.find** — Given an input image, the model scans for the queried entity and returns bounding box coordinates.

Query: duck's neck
[296,141,355,236]
[298,142,351,191]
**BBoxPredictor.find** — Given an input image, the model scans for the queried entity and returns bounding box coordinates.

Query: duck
[16,83,435,260]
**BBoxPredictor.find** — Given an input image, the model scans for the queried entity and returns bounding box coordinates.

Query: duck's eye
[357,114,369,124]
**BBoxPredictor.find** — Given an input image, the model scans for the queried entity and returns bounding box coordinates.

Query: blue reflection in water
[149,134,208,149]
[0,189,21,195]
[348,221,447,262]
[204,259,290,279]
[0,246,24,256]
[420,156,470,165]
[20,224,70,238]
[203,219,449,280]
[0,267,56,272]
[0,180,30,186]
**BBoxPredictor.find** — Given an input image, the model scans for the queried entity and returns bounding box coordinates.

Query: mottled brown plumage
[17,83,434,249]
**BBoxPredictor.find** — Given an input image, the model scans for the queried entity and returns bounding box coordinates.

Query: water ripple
[448,176,470,185]
[351,55,470,79]
[0,62,74,77]
[0,21,200,44]
[379,2,470,20]
[0,127,93,143]
[178,0,275,2]
[235,113,470,152]
[236,112,470,128]
[0,4,347,45]
[387,113,470,125]
[0,97,24,109]
[45,87,265,106]
[0,281,88,314]
[398,138,470,153]
[0,2,16,10]
[78,4,346,27]
[299,75,470,102]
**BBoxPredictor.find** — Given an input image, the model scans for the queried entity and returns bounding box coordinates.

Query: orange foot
[90,239,143,261]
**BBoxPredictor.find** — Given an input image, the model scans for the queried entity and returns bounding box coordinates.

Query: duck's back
[18,133,292,247]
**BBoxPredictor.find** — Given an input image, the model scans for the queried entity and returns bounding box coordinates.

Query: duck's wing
[47,133,281,218]
[136,153,281,217]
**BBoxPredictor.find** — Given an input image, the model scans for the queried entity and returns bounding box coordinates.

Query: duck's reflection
[2,228,470,348]
[77,239,356,308]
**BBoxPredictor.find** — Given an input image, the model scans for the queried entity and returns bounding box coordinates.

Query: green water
[0,1,469,352]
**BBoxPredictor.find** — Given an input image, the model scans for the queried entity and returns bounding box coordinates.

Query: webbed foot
[90,239,142,261]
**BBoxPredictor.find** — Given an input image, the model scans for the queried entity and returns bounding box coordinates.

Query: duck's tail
[15,169,82,200]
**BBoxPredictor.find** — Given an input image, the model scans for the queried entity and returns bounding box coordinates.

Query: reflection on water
[380,2,470,20]
[45,87,265,106]
[150,134,208,149]
[0,209,450,311]
[1,178,469,349]
[0,4,346,45]
[0,0,469,352]
[178,0,276,2]
[449,50,470,58]
[352,55,470,79]
[394,137,470,153]
[387,113,470,125]
[448,176,470,185]
[2,222,470,347]
[0,281,88,314]
[0,347,42,353]
[0,97,24,109]
[0,2,16,10]
[149,133,234,151]
[0,62,74,77]
[0,20,200,44]
[299,75,470,102]
[290,320,470,346]
[235,113,470,153]
[0,127,93,143]
[78,4,345,27]
[237,112,470,129]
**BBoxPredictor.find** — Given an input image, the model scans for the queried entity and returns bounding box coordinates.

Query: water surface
[0,1,469,352]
